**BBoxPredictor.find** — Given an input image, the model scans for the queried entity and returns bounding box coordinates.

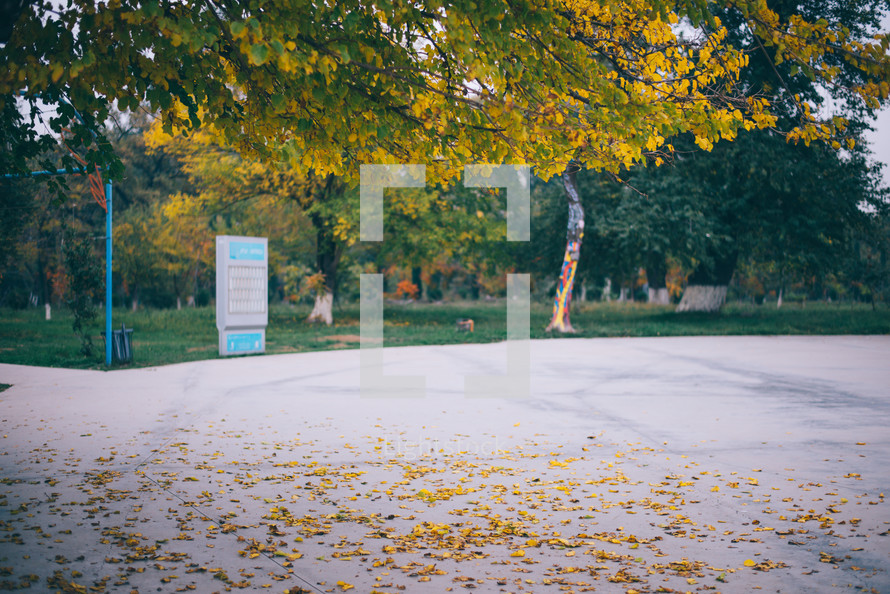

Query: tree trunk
[177,296,182,310]
[37,253,50,311]
[307,290,333,325]
[646,253,670,304]
[306,204,341,325]
[192,265,199,306]
[546,164,584,333]
[676,251,737,313]
[602,278,612,301]
[430,270,443,301]
[648,287,670,305]
[777,265,785,309]
[411,266,423,300]
[676,285,727,312]
[467,273,480,300]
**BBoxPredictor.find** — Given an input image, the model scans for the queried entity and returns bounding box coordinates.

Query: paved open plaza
[1,336,888,592]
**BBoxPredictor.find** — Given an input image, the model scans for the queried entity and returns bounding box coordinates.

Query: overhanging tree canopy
[4,0,888,183]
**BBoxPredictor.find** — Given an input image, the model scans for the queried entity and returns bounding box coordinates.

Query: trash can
[111,323,134,363]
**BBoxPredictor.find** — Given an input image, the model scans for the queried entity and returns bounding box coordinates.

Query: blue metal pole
[2,167,85,178]
[105,182,112,366]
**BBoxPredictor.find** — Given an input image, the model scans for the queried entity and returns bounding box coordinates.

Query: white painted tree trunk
[648,287,670,305]
[45,303,51,320]
[177,296,182,310]
[307,291,333,325]
[602,278,612,301]
[777,288,783,309]
[618,287,629,302]
[676,285,727,312]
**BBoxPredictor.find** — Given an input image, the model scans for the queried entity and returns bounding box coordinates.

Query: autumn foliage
[2,0,889,187]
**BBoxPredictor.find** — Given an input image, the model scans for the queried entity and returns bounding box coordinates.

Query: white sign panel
[216,235,268,356]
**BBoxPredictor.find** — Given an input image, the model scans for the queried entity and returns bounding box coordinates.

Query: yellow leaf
[510,549,526,557]
[744,559,755,567]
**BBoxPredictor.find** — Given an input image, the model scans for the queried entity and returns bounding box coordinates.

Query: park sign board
[216,235,268,356]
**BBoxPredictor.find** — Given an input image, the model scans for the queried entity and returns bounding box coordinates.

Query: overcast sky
[863,14,890,188]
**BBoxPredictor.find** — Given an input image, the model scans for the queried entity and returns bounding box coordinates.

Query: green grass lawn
[1,300,888,370]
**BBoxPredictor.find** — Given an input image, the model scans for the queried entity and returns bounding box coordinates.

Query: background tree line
[1,108,888,322]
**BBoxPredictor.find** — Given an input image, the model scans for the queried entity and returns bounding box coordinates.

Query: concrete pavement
[0,336,888,593]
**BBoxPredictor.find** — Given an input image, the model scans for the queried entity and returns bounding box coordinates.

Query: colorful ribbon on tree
[550,237,581,330]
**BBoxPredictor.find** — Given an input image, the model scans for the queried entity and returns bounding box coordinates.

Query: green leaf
[249,44,269,66]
